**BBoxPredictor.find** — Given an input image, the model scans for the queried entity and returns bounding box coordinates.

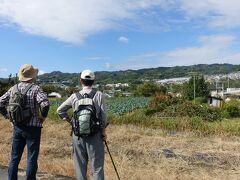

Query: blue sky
[0,0,240,78]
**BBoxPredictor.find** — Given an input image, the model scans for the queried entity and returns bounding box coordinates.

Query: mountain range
[38,63,240,85]
[1,64,240,86]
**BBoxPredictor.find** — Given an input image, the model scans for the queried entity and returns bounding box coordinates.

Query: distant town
[1,64,240,105]
[33,71,240,102]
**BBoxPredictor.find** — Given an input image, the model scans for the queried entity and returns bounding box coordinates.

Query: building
[48,92,62,98]
[156,77,190,85]
[208,96,224,108]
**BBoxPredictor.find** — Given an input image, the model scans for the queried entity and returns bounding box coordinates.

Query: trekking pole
[104,140,120,180]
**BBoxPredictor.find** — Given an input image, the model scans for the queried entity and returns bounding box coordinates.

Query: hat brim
[18,68,39,82]
[81,77,95,80]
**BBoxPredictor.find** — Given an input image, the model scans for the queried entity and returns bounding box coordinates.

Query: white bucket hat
[80,69,95,80]
[18,64,39,82]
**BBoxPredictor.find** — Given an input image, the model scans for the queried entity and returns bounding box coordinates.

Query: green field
[47,96,240,136]
[106,97,150,115]
[48,96,150,119]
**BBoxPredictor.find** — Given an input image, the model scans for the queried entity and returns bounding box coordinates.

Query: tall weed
[109,109,240,136]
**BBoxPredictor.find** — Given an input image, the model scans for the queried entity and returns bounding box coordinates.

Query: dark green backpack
[7,84,33,124]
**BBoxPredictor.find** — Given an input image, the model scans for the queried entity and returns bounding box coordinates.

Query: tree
[134,81,167,97]
[185,75,209,101]
[0,74,16,96]
[42,85,58,94]
[0,83,10,96]
[8,74,15,86]
[65,87,79,96]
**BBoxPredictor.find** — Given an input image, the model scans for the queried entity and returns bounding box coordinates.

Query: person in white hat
[57,69,107,180]
[0,64,50,180]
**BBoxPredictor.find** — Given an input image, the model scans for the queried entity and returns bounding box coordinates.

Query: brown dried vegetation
[0,117,239,180]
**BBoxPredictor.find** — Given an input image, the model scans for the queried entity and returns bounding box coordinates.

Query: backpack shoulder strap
[22,83,34,95]
[13,83,20,93]
[88,89,97,99]
[75,92,83,100]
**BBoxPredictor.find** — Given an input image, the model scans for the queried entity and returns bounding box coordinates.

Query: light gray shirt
[56,86,107,128]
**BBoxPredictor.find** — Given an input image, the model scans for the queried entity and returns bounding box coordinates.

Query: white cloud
[0,68,8,72]
[161,35,236,66]
[105,62,113,69]
[0,0,170,43]
[180,0,240,29]
[85,57,106,60]
[38,70,46,75]
[115,35,240,70]
[0,68,9,78]
[118,36,129,43]
[0,1,239,44]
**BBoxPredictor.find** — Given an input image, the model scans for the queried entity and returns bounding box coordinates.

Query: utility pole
[222,83,224,98]
[189,72,198,100]
[228,76,230,89]
[193,75,196,99]
[216,79,218,96]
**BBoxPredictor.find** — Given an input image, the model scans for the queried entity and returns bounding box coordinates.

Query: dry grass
[0,117,240,180]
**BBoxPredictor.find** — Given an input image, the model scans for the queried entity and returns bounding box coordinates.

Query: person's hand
[102,128,107,141]
[63,117,72,124]
[4,114,9,120]
[39,115,46,123]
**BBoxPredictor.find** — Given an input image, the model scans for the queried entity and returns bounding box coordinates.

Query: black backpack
[72,90,102,137]
[7,83,33,125]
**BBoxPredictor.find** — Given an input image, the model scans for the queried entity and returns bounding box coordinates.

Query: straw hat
[18,64,39,82]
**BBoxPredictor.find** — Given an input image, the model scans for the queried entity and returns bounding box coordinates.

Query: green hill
[37,63,240,85]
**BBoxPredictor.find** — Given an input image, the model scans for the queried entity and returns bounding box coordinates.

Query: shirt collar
[82,86,92,90]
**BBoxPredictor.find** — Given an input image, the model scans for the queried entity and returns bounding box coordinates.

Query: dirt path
[0,168,10,180]
[0,166,25,180]
[0,165,74,180]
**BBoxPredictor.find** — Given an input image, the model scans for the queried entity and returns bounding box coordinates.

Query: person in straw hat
[0,64,50,180]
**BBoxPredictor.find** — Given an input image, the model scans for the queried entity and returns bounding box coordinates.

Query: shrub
[175,102,222,122]
[47,104,59,121]
[193,97,207,104]
[48,99,73,122]
[109,109,240,136]
[42,85,58,94]
[134,82,167,97]
[223,100,240,118]
[144,108,158,116]
[148,94,222,122]
[226,105,240,118]
[0,84,11,96]
[149,94,183,110]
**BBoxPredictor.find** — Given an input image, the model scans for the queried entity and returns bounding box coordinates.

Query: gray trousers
[72,132,105,180]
